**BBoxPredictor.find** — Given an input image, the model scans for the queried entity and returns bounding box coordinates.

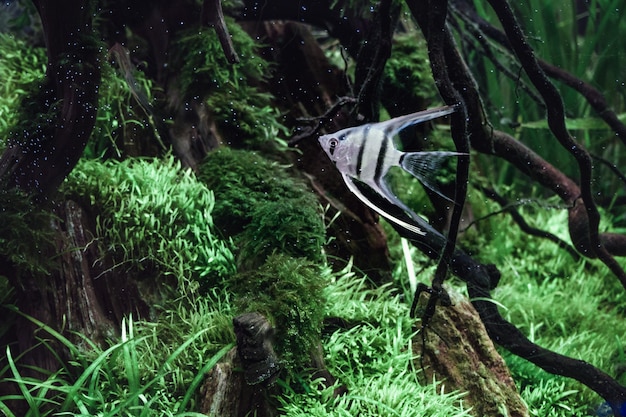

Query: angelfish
[318,105,462,236]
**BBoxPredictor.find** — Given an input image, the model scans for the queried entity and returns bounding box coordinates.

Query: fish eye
[328,137,339,155]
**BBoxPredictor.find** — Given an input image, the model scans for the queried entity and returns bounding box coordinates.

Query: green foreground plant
[0,32,46,145]
[62,155,235,292]
[0,295,235,416]
[277,263,473,416]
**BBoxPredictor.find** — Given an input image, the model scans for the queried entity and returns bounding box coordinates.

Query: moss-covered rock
[228,254,327,371]
[199,147,325,270]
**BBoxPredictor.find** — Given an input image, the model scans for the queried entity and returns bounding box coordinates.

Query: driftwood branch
[485,0,626,289]
[450,0,626,145]
[407,0,471,315]
[474,186,580,261]
[202,0,239,64]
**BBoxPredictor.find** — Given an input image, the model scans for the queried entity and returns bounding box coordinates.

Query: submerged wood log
[201,313,280,417]
[413,287,529,417]
[200,348,279,417]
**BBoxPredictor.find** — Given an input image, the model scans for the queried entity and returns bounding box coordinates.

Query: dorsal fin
[379,105,457,137]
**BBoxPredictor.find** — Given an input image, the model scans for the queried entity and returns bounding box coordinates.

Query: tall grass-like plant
[462,0,626,196]
[0,309,234,416]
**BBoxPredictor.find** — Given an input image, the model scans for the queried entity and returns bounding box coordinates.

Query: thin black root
[410,282,452,381]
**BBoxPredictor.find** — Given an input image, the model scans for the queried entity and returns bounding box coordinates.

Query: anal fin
[342,174,426,236]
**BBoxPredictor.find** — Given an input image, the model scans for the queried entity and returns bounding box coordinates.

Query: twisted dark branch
[451,0,626,145]
[352,0,399,122]
[202,0,239,63]
[448,3,546,110]
[409,0,470,309]
[476,186,580,261]
[485,0,626,289]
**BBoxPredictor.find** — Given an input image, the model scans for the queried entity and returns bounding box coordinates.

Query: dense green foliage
[198,146,325,275]
[278,265,473,416]
[200,147,327,369]
[383,32,437,106]
[0,188,55,275]
[172,18,289,149]
[0,33,46,143]
[485,208,626,415]
[62,156,235,291]
[86,51,160,159]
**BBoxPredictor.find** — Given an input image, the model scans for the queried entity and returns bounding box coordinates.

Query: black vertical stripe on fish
[356,130,367,175]
[374,132,388,183]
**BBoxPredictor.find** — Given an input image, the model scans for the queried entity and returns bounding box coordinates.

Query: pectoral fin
[342,173,426,236]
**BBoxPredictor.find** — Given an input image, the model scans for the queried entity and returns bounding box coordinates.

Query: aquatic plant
[199,147,326,369]
[62,155,235,292]
[0,32,46,144]
[277,263,472,416]
[85,48,160,159]
[0,307,235,416]
[172,17,289,149]
[0,188,56,276]
[199,147,319,227]
[230,254,327,370]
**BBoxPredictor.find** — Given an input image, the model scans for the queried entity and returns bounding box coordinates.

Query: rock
[413,286,529,417]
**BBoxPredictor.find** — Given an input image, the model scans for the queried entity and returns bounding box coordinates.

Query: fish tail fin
[400,151,467,202]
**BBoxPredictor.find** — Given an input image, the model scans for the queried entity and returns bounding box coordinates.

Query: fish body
[318,105,461,236]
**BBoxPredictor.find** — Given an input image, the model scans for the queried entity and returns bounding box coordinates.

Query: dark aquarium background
[1,0,626,416]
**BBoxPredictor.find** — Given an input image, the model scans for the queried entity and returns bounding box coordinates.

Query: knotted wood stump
[414,287,529,417]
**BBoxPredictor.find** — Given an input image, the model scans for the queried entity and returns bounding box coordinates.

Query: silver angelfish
[318,105,462,236]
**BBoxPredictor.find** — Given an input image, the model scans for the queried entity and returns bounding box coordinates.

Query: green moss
[198,147,319,234]
[237,198,325,270]
[0,188,56,275]
[172,18,289,148]
[199,147,326,369]
[229,254,327,370]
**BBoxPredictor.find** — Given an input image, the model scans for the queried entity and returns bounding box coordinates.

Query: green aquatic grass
[276,262,473,416]
[0,32,46,143]
[0,293,235,416]
[477,202,626,415]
